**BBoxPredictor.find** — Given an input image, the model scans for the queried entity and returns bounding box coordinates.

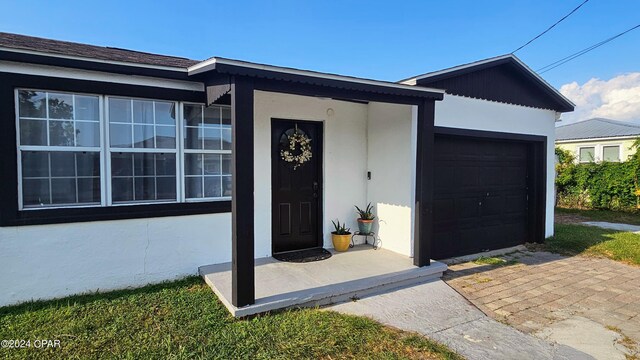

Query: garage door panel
[433,135,531,259]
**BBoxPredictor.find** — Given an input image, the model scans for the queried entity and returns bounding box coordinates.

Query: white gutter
[556,135,640,143]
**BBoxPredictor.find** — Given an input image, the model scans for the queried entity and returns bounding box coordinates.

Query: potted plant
[355,203,375,234]
[331,219,351,252]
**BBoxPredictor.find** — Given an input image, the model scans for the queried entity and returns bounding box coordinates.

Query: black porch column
[231,76,255,307]
[413,99,435,267]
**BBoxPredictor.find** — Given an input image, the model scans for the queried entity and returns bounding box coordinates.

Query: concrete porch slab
[199,245,447,317]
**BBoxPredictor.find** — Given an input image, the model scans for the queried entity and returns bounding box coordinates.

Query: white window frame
[15,89,106,210]
[105,96,181,206]
[602,144,622,162]
[181,102,232,202]
[578,146,596,163]
[15,89,233,211]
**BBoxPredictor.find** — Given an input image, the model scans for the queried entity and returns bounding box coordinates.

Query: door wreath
[280,125,312,170]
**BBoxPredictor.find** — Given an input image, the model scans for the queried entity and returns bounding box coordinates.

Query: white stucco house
[0,33,574,309]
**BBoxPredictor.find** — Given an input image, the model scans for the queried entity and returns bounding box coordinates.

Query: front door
[271,119,323,254]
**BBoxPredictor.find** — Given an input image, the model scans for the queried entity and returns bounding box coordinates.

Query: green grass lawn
[0,277,461,360]
[547,224,640,266]
[556,207,640,225]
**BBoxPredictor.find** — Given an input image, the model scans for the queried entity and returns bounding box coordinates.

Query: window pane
[75,95,100,121]
[603,146,620,162]
[134,176,156,201]
[19,90,46,118]
[222,154,231,175]
[77,177,101,203]
[579,147,595,162]
[156,154,176,176]
[203,128,221,150]
[110,123,133,148]
[222,176,232,197]
[23,178,50,206]
[51,178,77,204]
[112,177,133,202]
[133,125,154,148]
[111,153,133,176]
[222,129,232,150]
[48,93,74,119]
[184,104,202,126]
[221,107,231,126]
[184,127,203,149]
[76,152,100,177]
[49,120,75,146]
[50,152,76,177]
[21,152,49,177]
[155,102,175,125]
[76,122,100,147]
[204,106,220,127]
[204,176,222,198]
[109,98,132,123]
[186,177,203,199]
[134,153,155,176]
[156,177,176,200]
[204,154,221,175]
[156,126,176,149]
[20,119,47,145]
[133,100,154,124]
[185,153,202,175]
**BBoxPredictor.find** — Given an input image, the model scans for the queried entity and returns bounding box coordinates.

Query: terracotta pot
[331,233,351,252]
[357,219,374,234]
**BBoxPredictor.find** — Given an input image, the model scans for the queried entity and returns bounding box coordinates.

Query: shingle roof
[0,32,199,69]
[556,118,640,141]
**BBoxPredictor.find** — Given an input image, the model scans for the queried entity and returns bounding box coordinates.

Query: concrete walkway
[329,280,591,360]
[582,221,640,233]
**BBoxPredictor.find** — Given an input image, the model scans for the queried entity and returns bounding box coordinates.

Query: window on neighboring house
[16,89,232,210]
[183,104,232,200]
[18,90,102,208]
[602,145,620,162]
[579,147,595,163]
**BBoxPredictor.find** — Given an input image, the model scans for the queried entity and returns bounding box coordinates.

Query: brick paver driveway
[443,251,640,344]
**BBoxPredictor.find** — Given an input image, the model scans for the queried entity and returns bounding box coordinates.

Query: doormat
[273,248,332,263]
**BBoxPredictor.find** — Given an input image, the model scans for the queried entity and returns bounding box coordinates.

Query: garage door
[433,135,530,259]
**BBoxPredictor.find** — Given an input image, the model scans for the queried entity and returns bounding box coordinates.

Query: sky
[1,0,638,123]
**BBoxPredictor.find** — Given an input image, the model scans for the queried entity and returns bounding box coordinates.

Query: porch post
[231,76,255,307]
[413,99,435,267]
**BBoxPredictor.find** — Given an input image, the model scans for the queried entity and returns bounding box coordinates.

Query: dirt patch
[554,212,589,224]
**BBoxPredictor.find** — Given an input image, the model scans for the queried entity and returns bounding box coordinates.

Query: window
[579,147,595,163]
[603,145,620,162]
[108,97,178,203]
[18,90,102,208]
[183,104,232,200]
[16,89,232,210]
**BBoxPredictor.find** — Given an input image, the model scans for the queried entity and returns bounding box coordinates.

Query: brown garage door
[433,134,531,259]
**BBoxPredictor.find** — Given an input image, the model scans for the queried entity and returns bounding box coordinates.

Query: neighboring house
[0,33,573,307]
[556,118,640,163]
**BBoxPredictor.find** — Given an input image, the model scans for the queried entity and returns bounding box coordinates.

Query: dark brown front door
[271,119,323,254]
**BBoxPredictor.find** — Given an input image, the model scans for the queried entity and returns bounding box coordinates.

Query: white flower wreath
[280,129,312,170]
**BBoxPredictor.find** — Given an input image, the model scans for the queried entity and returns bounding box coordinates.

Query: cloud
[559,72,640,124]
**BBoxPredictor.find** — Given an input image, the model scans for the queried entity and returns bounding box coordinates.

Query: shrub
[555,145,640,212]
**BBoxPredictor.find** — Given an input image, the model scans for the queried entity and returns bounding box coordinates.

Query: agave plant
[331,219,351,235]
[355,203,375,220]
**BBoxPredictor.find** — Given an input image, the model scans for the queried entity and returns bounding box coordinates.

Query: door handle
[313,181,318,191]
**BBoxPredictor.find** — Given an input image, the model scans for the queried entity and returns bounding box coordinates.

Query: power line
[512,0,590,53]
[537,24,640,74]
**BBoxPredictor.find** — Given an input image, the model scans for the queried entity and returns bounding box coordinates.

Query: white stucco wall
[434,95,557,237]
[366,102,415,256]
[0,213,231,306]
[253,91,369,255]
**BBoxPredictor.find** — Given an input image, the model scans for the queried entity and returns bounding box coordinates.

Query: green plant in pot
[331,219,352,252]
[355,203,375,234]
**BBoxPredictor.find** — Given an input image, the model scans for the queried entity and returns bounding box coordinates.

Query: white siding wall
[253,91,369,255]
[0,213,231,306]
[435,95,557,237]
